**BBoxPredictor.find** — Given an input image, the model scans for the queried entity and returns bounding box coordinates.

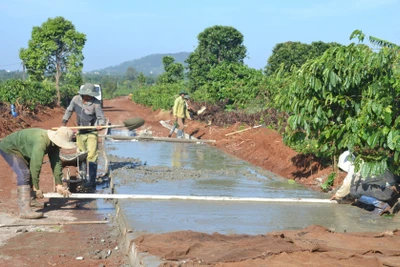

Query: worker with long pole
[62,83,105,192]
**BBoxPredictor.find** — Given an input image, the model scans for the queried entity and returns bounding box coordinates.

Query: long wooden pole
[52,125,124,130]
[43,193,337,204]
[106,136,216,143]
[0,220,108,228]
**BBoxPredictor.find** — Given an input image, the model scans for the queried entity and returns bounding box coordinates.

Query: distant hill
[91,52,191,76]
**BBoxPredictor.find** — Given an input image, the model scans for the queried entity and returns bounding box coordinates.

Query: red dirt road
[0,96,399,267]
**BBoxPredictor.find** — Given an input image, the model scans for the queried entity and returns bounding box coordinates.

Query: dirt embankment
[1,96,397,267]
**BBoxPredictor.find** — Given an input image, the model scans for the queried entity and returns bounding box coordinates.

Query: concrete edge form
[112,185,164,266]
[103,130,163,266]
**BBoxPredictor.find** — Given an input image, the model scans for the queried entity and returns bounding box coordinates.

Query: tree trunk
[55,64,61,106]
[333,154,338,174]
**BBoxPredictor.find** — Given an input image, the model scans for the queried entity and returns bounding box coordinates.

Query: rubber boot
[79,161,87,181]
[83,162,97,192]
[18,185,43,219]
[177,130,183,138]
[30,191,45,208]
[168,126,175,138]
[168,123,177,138]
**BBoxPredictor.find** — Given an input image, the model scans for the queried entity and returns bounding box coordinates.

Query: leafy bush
[276,31,400,176]
[132,82,185,111]
[193,62,264,109]
[321,172,336,191]
[0,79,56,110]
[59,83,79,108]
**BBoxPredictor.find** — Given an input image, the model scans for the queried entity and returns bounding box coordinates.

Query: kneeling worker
[331,150,400,215]
[0,127,76,219]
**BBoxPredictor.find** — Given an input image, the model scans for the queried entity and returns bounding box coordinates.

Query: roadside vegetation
[1,17,399,189]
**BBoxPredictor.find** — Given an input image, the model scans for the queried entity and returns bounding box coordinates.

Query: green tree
[193,62,263,109]
[186,25,247,91]
[265,41,342,76]
[101,76,118,98]
[137,73,146,85]
[132,82,184,110]
[19,16,86,106]
[145,75,156,85]
[276,30,400,176]
[157,56,184,84]
[125,67,137,81]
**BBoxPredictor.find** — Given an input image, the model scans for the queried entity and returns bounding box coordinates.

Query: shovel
[52,117,145,131]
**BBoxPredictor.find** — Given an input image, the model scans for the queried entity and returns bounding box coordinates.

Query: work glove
[56,184,71,197]
[33,188,44,199]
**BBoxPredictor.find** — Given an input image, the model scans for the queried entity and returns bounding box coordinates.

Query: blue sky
[1,0,399,72]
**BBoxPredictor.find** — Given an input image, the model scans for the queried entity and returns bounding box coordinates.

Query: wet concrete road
[106,140,400,236]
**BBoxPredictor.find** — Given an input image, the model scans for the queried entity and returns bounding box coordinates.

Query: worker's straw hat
[47,127,77,149]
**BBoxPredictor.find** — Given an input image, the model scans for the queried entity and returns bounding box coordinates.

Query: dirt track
[1,96,399,266]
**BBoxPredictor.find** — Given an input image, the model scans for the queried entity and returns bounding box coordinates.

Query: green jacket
[173,96,188,119]
[0,128,63,189]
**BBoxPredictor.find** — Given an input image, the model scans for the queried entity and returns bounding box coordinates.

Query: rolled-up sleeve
[335,166,355,198]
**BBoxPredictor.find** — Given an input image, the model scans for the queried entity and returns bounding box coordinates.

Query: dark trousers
[351,182,399,203]
[0,149,30,186]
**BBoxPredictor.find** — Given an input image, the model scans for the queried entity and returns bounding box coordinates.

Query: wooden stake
[225,125,262,136]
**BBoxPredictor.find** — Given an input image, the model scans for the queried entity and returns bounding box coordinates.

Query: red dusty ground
[0,96,398,266]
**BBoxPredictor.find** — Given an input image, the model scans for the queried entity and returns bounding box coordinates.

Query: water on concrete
[108,129,136,137]
[105,141,400,235]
